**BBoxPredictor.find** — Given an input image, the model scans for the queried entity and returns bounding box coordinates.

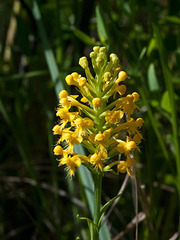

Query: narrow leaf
[77,214,98,232]
[31,0,66,96]
[147,38,157,56]
[161,91,171,113]
[98,192,123,228]
[160,16,180,25]
[73,28,99,46]
[148,63,160,91]
[96,5,109,48]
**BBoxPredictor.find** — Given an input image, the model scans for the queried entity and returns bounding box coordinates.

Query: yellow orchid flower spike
[53,46,143,177]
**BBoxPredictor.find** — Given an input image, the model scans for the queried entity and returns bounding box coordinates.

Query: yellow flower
[89,128,112,143]
[60,153,81,177]
[60,129,83,153]
[116,137,138,158]
[56,107,78,122]
[105,110,124,124]
[73,117,94,136]
[117,158,136,177]
[89,151,107,171]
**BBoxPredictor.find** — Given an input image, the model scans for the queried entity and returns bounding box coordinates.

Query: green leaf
[147,38,157,56]
[31,0,66,96]
[73,28,99,46]
[96,5,109,48]
[159,16,180,25]
[77,214,97,228]
[148,63,160,91]
[0,70,48,81]
[98,192,123,228]
[161,91,171,113]
[77,214,99,235]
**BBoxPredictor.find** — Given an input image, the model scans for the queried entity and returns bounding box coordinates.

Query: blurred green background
[0,0,180,239]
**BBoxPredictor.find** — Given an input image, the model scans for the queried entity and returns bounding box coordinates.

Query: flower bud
[71,72,79,79]
[93,46,100,53]
[104,72,111,82]
[110,53,119,65]
[116,71,127,84]
[92,98,101,108]
[79,57,88,69]
[99,47,107,53]
[65,75,75,85]
[95,132,104,141]
[90,52,96,59]
[79,77,87,87]
[59,90,68,99]
[54,145,63,155]
[136,118,144,127]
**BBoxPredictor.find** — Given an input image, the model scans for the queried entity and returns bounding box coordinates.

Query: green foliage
[0,0,179,239]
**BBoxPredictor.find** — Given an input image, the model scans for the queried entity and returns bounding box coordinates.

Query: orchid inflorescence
[53,46,143,177]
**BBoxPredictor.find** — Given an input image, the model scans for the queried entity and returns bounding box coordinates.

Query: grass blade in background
[96,5,109,49]
[73,28,99,46]
[147,63,160,91]
[31,0,65,96]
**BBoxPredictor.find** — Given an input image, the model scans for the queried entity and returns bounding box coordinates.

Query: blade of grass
[31,0,66,96]
[73,27,99,46]
[138,88,169,162]
[0,70,48,81]
[133,48,170,166]
[96,5,109,49]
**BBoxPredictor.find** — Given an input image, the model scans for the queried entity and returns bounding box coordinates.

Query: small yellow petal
[54,145,63,155]
[132,92,140,102]
[52,125,61,135]
[126,141,137,151]
[117,85,127,95]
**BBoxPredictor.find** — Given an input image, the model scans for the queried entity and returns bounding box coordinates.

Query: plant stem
[91,171,102,240]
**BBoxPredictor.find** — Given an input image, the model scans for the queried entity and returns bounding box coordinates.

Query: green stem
[91,171,102,240]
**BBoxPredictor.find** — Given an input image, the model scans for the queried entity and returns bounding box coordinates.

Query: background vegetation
[0,0,180,239]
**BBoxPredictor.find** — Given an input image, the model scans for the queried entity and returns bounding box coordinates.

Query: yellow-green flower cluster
[53,46,143,177]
